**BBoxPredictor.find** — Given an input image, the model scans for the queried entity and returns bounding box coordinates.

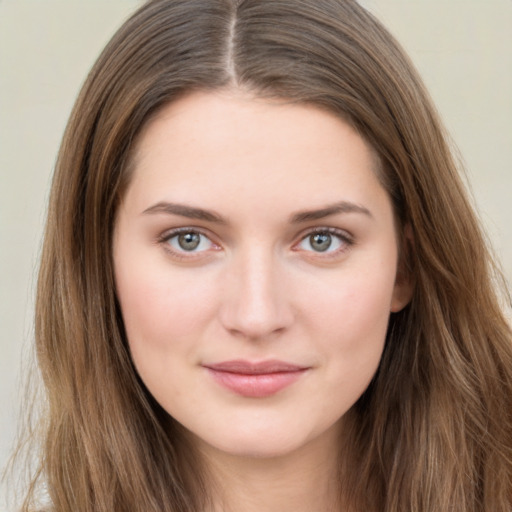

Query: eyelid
[292,226,355,256]
[156,225,354,261]
[157,226,221,259]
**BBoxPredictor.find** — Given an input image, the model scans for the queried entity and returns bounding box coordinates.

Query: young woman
[14,0,512,511]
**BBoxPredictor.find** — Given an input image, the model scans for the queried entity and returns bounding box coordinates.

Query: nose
[219,247,294,340]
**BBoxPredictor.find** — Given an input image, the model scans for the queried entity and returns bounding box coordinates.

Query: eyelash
[157,227,220,261]
[294,227,354,258]
[157,226,355,260]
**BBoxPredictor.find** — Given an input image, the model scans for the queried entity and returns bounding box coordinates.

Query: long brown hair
[12,0,512,510]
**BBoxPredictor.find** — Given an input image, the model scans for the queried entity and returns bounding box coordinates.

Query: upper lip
[203,359,308,375]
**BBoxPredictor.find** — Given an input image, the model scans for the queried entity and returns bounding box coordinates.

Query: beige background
[1,0,511,505]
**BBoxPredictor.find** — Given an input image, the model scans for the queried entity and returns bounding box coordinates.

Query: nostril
[218,279,293,340]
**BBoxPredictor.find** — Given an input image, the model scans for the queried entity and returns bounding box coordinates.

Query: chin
[224,438,302,459]
[194,420,338,462]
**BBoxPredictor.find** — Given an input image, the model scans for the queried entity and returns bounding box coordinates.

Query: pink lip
[203,360,309,398]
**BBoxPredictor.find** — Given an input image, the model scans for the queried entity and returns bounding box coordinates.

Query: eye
[296,228,353,254]
[160,228,218,256]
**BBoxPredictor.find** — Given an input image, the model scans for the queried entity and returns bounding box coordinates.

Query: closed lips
[203,360,309,374]
[203,360,310,398]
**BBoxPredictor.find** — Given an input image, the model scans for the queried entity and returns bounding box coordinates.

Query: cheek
[115,262,218,355]
[306,261,396,339]
[302,258,397,390]
[114,263,222,410]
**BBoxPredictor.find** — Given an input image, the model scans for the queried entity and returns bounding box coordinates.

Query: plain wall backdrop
[1,0,511,507]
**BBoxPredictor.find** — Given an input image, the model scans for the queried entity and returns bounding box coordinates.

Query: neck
[199,425,344,512]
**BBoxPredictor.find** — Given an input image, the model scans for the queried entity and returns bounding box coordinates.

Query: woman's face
[113,90,411,459]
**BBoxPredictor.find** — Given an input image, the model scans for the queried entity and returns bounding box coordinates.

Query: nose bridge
[220,243,292,339]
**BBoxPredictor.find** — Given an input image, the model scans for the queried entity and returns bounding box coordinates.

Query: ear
[390,223,414,313]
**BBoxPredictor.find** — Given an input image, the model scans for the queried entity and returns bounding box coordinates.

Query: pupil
[178,232,200,251]
[311,233,332,252]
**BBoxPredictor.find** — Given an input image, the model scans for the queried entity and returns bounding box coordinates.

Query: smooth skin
[113,90,412,512]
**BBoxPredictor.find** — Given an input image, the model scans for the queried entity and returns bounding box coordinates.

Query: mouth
[202,359,310,398]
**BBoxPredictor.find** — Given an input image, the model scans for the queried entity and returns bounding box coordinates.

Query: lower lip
[205,369,307,398]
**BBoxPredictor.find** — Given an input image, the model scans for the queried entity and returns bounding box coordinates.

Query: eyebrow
[142,202,227,224]
[142,199,372,224]
[290,201,373,223]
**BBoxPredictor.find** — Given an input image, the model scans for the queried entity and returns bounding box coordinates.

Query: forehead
[123,90,390,224]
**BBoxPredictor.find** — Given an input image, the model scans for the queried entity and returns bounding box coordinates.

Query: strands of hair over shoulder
[9,1,512,511]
